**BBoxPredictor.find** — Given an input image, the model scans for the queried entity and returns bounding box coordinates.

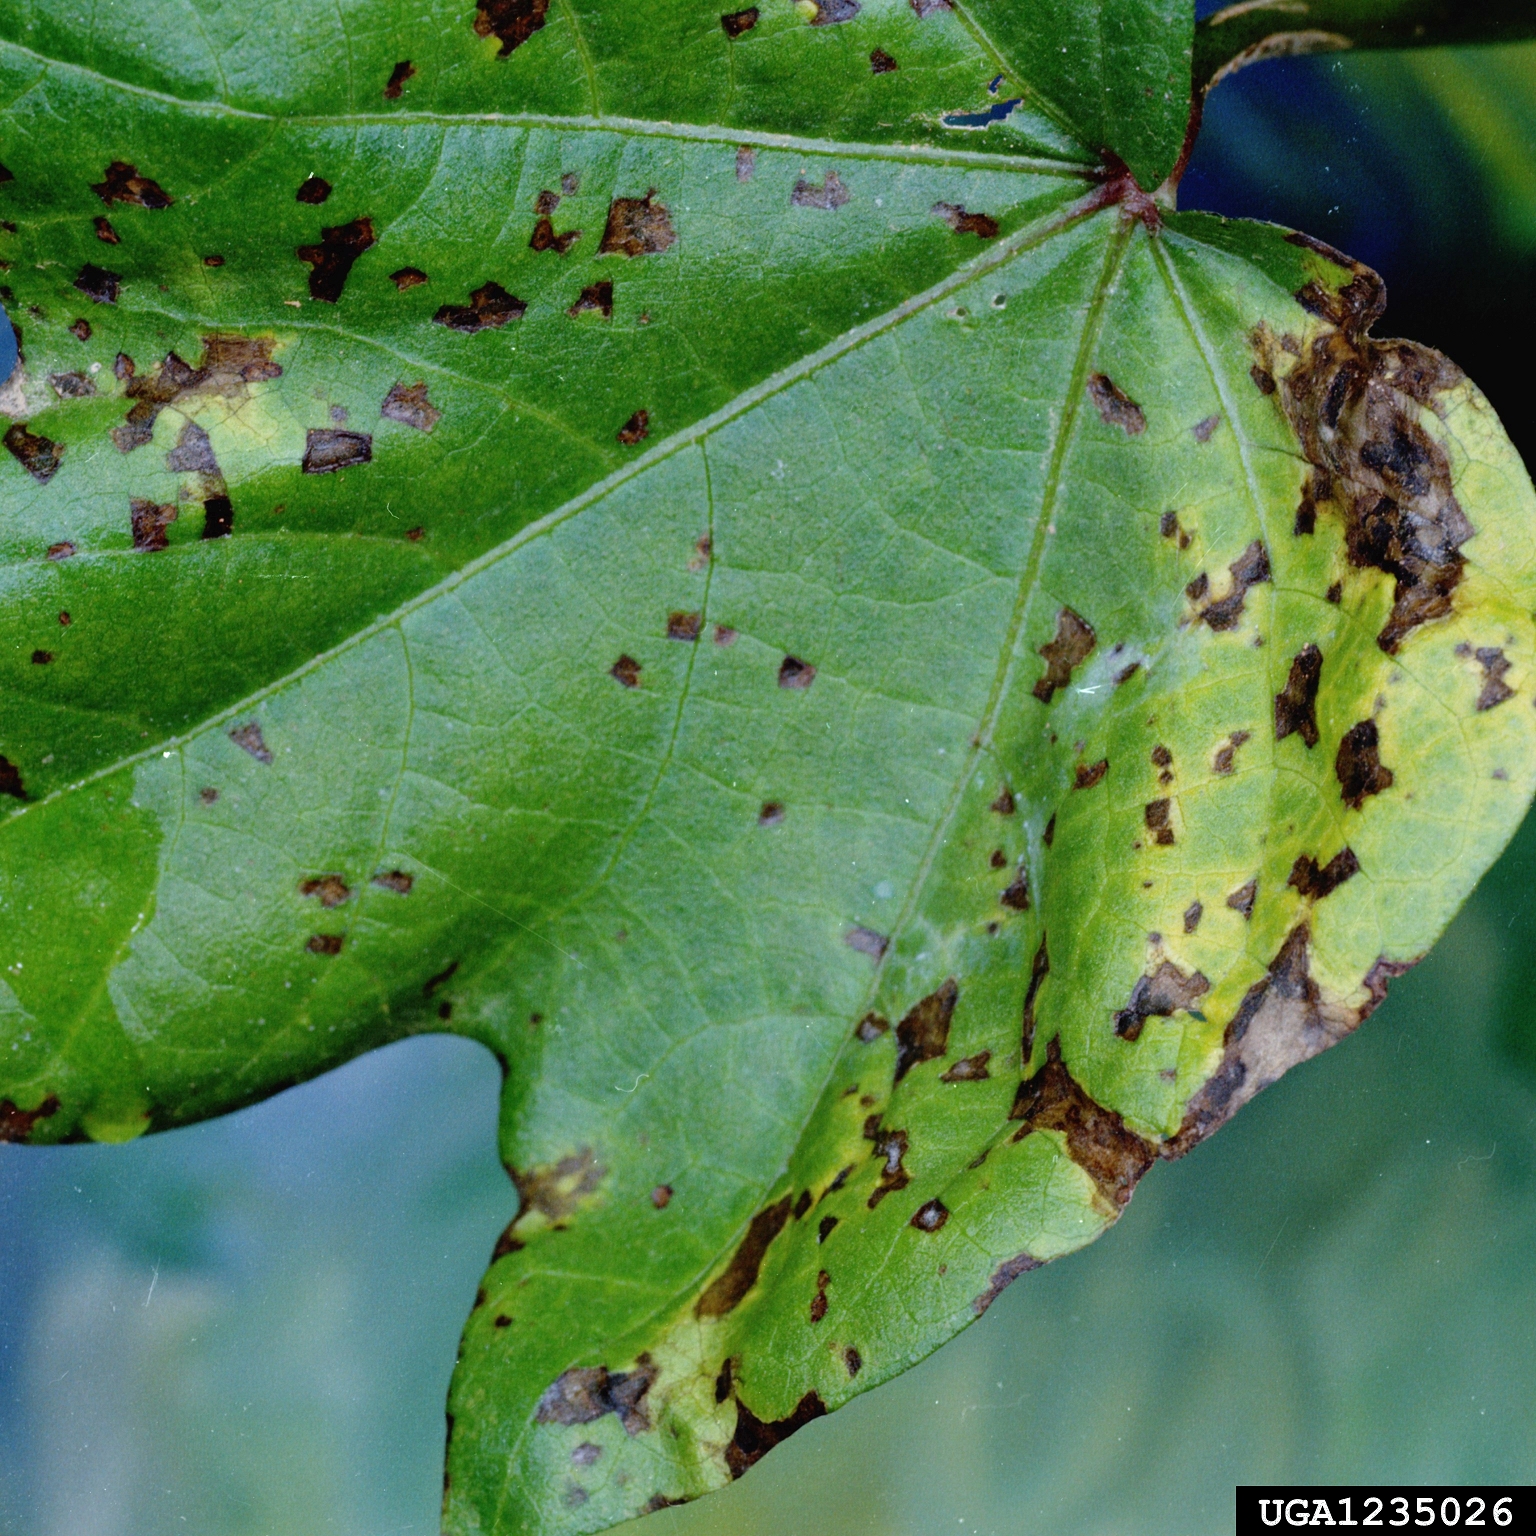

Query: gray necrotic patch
[302,429,371,474]
[129,498,177,551]
[791,173,849,211]
[381,381,440,432]
[535,1359,657,1435]
[1113,960,1209,1042]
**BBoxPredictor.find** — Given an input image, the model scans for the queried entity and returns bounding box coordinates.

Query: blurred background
[5,34,1536,1536]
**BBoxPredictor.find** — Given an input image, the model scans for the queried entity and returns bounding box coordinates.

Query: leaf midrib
[0,36,1096,174]
[3,180,1108,829]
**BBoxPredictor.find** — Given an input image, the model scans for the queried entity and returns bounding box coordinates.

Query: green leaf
[3,2,1535,1532]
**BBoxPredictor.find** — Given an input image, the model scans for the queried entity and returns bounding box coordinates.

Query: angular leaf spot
[599,193,676,257]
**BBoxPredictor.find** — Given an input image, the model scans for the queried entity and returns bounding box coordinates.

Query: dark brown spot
[894,978,957,1082]
[197,787,219,806]
[0,756,24,799]
[1033,607,1095,703]
[302,428,371,474]
[494,1314,512,1329]
[600,192,676,257]
[869,47,898,72]
[643,1494,687,1513]
[296,176,332,205]
[1325,581,1343,604]
[1114,960,1209,1042]
[1275,644,1323,747]
[30,649,51,665]
[93,215,119,245]
[530,214,581,255]
[568,281,612,318]
[4,423,63,483]
[650,1184,672,1209]
[1181,900,1203,935]
[817,1215,840,1245]
[809,1268,830,1322]
[535,1358,658,1435]
[1143,798,1174,846]
[297,217,376,304]
[791,172,850,211]
[299,874,352,908]
[697,1195,794,1316]
[1073,758,1107,790]
[866,1123,910,1208]
[129,497,177,551]
[383,60,416,98]
[389,267,427,290]
[932,202,998,239]
[999,864,1030,910]
[793,1188,812,1220]
[372,870,413,894]
[58,612,71,627]
[381,381,440,432]
[47,541,76,562]
[990,785,1015,815]
[0,1094,59,1143]
[91,161,172,209]
[1167,922,1362,1155]
[843,1345,862,1376]
[73,263,120,304]
[229,721,273,763]
[845,926,888,961]
[855,1012,889,1042]
[406,526,424,541]
[1043,814,1056,847]
[68,319,91,342]
[941,1051,990,1083]
[1227,879,1256,918]
[306,933,344,955]
[972,1252,1040,1315]
[666,610,701,641]
[1190,540,1271,630]
[1020,933,1049,1062]
[616,410,649,445]
[1336,719,1393,809]
[1471,646,1514,711]
[758,800,785,827]
[433,281,525,332]
[778,655,815,689]
[1010,1039,1156,1205]
[1086,372,1145,435]
[720,6,758,36]
[910,1198,948,1232]
[1212,729,1251,776]
[474,0,549,56]
[1288,846,1360,900]
[1193,413,1221,442]
[725,1392,826,1480]
[1250,364,1276,395]
[611,654,641,688]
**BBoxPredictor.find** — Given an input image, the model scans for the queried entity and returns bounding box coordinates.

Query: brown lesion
[1187,541,1270,631]
[1009,1039,1156,1208]
[1086,372,1145,435]
[1456,642,1515,711]
[599,193,677,256]
[4,423,63,482]
[1275,644,1323,746]
[1255,241,1472,655]
[296,216,376,303]
[1033,607,1096,703]
[1112,960,1209,1043]
[535,1357,657,1435]
[932,202,998,239]
[1335,718,1393,809]
[112,336,281,454]
[91,160,172,209]
[474,0,549,55]
[696,1194,793,1316]
[1287,847,1359,900]
[894,979,957,1082]
[0,1093,59,1143]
